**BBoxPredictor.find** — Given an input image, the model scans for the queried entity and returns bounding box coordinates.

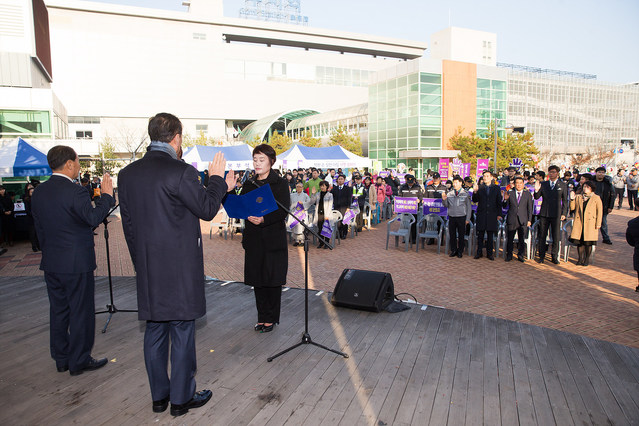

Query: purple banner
[394,197,419,213]
[321,220,333,238]
[422,198,448,217]
[378,171,390,178]
[461,163,471,178]
[342,209,356,225]
[451,159,462,176]
[396,173,407,185]
[477,159,489,179]
[438,158,450,180]
[527,185,542,215]
[289,202,306,229]
[467,190,478,212]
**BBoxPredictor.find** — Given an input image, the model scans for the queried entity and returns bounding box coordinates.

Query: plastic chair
[444,219,474,255]
[228,218,244,240]
[500,222,534,260]
[562,219,596,264]
[416,214,444,254]
[531,219,563,259]
[330,210,342,246]
[362,202,373,230]
[386,213,415,251]
[209,209,229,240]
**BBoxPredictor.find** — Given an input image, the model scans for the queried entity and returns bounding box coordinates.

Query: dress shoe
[0,248,6,256]
[517,255,525,263]
[317,243,324,249]
[449,251,457,257]
[426,239,434,245]
[293,242,299,247]
[170,390,212,417]
[254,323,264,331]
[69,357,108,376]
[487,254,495,261]
[56,363,68,373]
[535,257,544,264]
[551,257,560,265]
[602,240,612,245]
[457,252,463,258]
[153,396,169,413]
[505,255,512,262]
[261,323,275,333]
[474,252,483,260]
[323,245,328,249]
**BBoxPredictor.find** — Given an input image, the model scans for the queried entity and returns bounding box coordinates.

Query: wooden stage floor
[1,276,638,425]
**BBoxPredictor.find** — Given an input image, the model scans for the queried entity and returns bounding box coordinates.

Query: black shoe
[323,245,328,249]
[170,390,212,417]
[487,254,495,261]
[602,240,612,245]
[0,248,6,256]
[449,251,457,257]
[32,247,38,252]
[261,323,275,333]
[505,255,512,262]
[254,323,264,331]
[317,243,324,249]
[474,252,483,259]
[69,357,108,376]
[551,257,560,265]
[56,363,68,373]
[426,239,435,245]
[535,257,544,264]
[293,242,299,247]
[153,397,169,413]
[457,252,463,258]
[517,255,525,263]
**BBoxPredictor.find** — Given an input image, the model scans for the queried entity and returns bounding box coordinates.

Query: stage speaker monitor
[331,269,394,313]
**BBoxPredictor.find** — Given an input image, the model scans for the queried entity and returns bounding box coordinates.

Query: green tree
[328,125,362,156]
[449,124,538,175]
[268,131,292,155]
[96,137,123,175]
[298,130,321,147]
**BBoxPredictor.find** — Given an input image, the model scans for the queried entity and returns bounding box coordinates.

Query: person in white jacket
[288,182,312,245]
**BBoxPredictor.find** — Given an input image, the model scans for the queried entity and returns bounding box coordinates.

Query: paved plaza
[1,206,638,349]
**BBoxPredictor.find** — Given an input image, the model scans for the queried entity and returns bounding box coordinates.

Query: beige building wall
[442,60,476,150]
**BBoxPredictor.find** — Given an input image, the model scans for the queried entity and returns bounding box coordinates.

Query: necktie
[455,190,459,197]
[550,181,555,190]
[517,192,521,203]
[339,186,343,190]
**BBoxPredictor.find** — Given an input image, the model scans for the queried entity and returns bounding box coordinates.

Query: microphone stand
[251,181,348,362]
[95,203,137,333]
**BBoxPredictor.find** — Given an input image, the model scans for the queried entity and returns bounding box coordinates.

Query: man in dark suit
[472,170,502,260]
[625,216,639,292]
[331,174,352,239]
[504,176,534,262]
[534,165,569,264]
[118,113,236,417]
[31,145,115,375]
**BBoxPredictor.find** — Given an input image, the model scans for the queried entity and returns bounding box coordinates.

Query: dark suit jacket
[32,175,115,273]
[626,216,639,272]
[331,184,352,210]
[472,184,502,232]
[118,151,228,321]
[504,189,533,231]
[534,179,569,218]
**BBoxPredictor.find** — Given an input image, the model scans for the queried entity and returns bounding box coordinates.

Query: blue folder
[223,183,278,219]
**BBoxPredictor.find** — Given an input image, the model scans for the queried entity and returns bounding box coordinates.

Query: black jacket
[118,150,228,321]
[32,175,114,273]
[594,176,615,211]
[472,184,503,232]
[503,189,534,231]
[425,183,447,199]
[626,216,639,272]
[398,183,424,201]
[331,184,352,210]
[534,179,569,218]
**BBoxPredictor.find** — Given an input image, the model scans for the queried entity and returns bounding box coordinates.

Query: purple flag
[394,197,419,213]
[289,202,306,229]
[438,158,450,180]
[321,220,333,238]
[422,198,448,217]
[476,159,489,179]
[342,209,356,225]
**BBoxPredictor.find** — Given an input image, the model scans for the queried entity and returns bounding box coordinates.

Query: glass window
[420,128,441,137]
[492,80,506,90]
[409,83,420,94]
[477,99,490,109]
[407,138,418,148]
[420,95,442,105]
[369,150,377,159]
[388,129,396,139]
[421,137,441,148]
[369,141,377,150]
[398,127,407,138]
[477,88,491,98]
[396,138,407,149]
[408,127,418,137]
[420,73,441,84]
[421,84,442,95]
[493,90,507,100]
[420,105,442,116]
[407,117,418,126]
[409,105,419,117]
[477,79,491,89]
[387,119,397,129]
[408,73,418,84]
[388,99,396,110]
[398,76,407,87]
[420,116,441,126]
[386,79,396,90]
[0,110,51,138]
[387,139,396,149]
[398,97,408,108]
[397,118,407,129]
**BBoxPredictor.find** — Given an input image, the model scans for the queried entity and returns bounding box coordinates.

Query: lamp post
[493,118,498,172]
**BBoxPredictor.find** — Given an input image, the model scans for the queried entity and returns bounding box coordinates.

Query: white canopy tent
[278,145,371,170]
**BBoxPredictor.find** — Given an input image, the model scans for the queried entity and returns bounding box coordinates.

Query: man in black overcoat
[118,113,236,417]
[504,176,534,262]
[472,170,502,260]
[625,216,639,292]
[534,165,569,264]
[331,174,352,239]
[32,145,115,375]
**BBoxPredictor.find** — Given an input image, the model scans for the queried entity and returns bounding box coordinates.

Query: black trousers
[337,207,348,238]
[538,216,562,258]
[144,320,196,405]
[615,188,625,207]
[254,286,282,324]
[44,271,95,371]
[476,229,496,255]
[507,226,528,257]
[629,190,638,210]
[448,216,466,254]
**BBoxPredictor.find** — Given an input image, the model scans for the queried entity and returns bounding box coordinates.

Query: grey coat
[443,188,472,222]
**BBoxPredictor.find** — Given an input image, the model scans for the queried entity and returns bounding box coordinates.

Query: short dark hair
[337,174,346,180]
[47,145,77,171]
[482,170,492,176]
[581,173,592,181]
[80,177,89,184]
[252,144,277,166]
[583,181,597,192]
[319,180,329,189]
[536,170,546,179]
[548,165,560,173]
[595,166,606,172]
[453,176,463,183]
[148,112,182,143]
[514,176,524,184]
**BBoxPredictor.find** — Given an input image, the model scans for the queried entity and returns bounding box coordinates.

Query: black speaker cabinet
[331,269,394,312]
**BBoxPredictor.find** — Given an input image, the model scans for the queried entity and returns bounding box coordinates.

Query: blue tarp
[0,138,51,177]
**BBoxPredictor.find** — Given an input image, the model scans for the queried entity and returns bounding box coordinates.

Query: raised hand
[224,170,237,192]
[208,151,227,179]
[441,191,447,200]
[473,183,479,192]
[101,173,113,196]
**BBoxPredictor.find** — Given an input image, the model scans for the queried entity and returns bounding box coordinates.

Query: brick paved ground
[1,207,638,348]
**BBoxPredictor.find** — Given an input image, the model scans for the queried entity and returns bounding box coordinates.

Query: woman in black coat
[241,144,290,332]
[625,216,639,292]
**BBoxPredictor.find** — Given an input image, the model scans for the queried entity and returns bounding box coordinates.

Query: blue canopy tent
[182,145,253,170]
[0,138,52,177]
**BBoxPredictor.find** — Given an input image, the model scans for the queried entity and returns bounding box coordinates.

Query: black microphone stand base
[267,332,348,362]
[96,305,138,334]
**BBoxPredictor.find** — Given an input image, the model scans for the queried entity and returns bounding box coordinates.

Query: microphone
[241,168,252,184]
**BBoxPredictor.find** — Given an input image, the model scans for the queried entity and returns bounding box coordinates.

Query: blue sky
[93,0,638,84]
